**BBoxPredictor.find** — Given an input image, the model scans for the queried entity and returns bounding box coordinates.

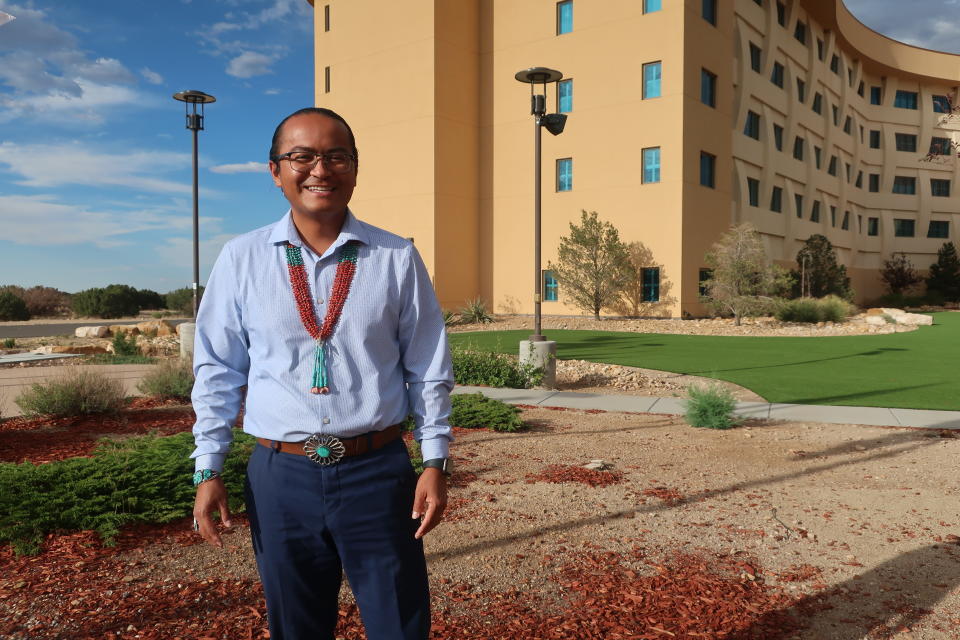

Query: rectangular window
[558,79,573,113]
[860,125,864,143]
[858,215,862,233]
[700,151,716,188]
[855,171,863,188]
[869,173,880,192]
[643,61,662,99]
[773,123,783,150]
[867,217,879,236]
[811,200,821,222]
[858,81,865,97]
[793,136,804,160]
[930,136,952,155]
[747,177,760,206]
[817,38,824,61]
[641,268,661,302]
[895,133,917,152]
[841,211,850,230]
[771,62,785,88]
[557,1,573,34]
[776,1,785,26]
[894,90,918,109]
[814,146,822,169]
[893,219,915,237]
[928,220,950,238]
[749,43,762,73]
[845,162,851,182]
[827,155,838,176]
[771,186,783,212]
[643,0,662,13]
[830,54,840,74]
[744,110,761,140]
[324,65,331,93]
[702,0,717,25]
[844,116,852,134]
[642,147,661,183]
[324,4,330,31]
[812,92,822,114]
[701,69,717,107]
[870,86,882,105]
[832,104,839,126]
[796,78,806,102]
[830,205,837,227]
[847,67,854,87]
[556,157,572,191]
[933,95,951,113]
[794,193,803,218]
[794,21,807,44]
[869,130,881,149]
[543,270,559,301]
[698,269,713,297]
[931,178,951,197]
[892,176,916,194]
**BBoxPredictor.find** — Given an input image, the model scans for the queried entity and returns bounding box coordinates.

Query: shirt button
[317,299,324,304]
[322,417,330,424]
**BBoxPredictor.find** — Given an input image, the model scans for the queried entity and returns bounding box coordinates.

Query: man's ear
[269,161,282,188]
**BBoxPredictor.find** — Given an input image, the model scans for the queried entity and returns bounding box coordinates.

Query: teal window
[858,81,865,97]
[792,136,804,160]
[812,92,822,114]
[930,137,952,155]
[869,130,880,148]
[773,123,783,150]
[811,200,821,222]
[817,38,824,61]
[869,173,880,192]
[556,158,572,191]
[701,68,716,107]
[894,90,918,109]
[643,61,662,99]
[747,178,759,206]
[702,0,717,25]
[845,162,852,182]
[893,219,915,237]
[796,78,806,102]
[558,79,573,113]
[856,171,863,188]
[895,133,917,152]
[867,217,879,236]
[794,193,803,218]
[771,62,784,88]
[700,151,716,188]
[543,270,559,301]
[643,0,662,13]
[794,21,806,44]
[556,1,573,34]
[933,95,951,113]
[770,186,783,212]
[641,268,661,302]
[832,104,839,126]
[870,86,882,105]
[749,43,762,72]
[642,147,661,183]
[744,110,761,139]
[931,178,951,197]
[893,176,916,194]
[928,221,950,238]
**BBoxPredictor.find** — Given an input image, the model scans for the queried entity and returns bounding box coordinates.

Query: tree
[166,286,205,315]
[135,288,165,311]
[793,234,853,299]
[0,291,30,321]
[702,223,791,326]
[612,241,674,317]
[71,284,141,319]
[880,253,922,296]
[926,241,960,302]
[548,210,630,320]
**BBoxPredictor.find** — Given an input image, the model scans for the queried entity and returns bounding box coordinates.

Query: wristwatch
[421,458,452,476]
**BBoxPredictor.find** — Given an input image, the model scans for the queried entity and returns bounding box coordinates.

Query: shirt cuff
[418,436,450,461]
[194,453,227,473]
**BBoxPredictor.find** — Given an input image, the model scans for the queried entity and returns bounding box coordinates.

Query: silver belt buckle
[303,434,346,465]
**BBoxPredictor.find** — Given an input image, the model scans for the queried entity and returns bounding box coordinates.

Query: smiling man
[189,107,453,640]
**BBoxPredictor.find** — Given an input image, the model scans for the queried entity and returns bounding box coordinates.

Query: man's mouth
[305,186,334,193]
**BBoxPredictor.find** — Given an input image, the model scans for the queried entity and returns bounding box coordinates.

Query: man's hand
[193,478,232,548]
[412,468,447,539]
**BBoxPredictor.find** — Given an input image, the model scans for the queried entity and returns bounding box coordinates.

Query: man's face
[269,113,357,221]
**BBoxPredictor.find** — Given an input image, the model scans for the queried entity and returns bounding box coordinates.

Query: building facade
[306,0,960,316]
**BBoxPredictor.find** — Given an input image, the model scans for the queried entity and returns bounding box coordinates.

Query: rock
[109,325,140,336]
[74,326,109,338]
[892,312,933,326]
[864,315,888,326]
[865,308,886,316]
[33,345,108,355]
[583,460,612,471]
[136,320,176,336]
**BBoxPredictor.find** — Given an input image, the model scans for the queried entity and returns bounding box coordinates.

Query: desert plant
[112,331,141,356]
[776,295,855,323]
[818,295,855,322]
[442,309,458,326]
[926,242,960,302]
[15,370,126,418]
[3,338,14,348]
[684,383,738,430]
[450,393,524,432]
[459,297,493,324]
[137,359,195,400]
[0,291,30,321]
[451,345,542,389]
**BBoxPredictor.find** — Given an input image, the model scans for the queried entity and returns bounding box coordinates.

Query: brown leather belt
[256,424,403,458]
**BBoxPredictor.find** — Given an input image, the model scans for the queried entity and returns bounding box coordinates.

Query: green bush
[776,295,855,323]
[452,345,542,388]
[3,338,14,349]
[442,309,459,326]
[15,370,126,418]
[165,286,204,315]
[72,284,141,319]
[818,295,855,322]
[136,289,165,311]
[685,383,738,430]
[111,331,141,356]
[0,430,255,555]
[0,291,30,321]
[451,393,524,432]
[137,359,194,400]
[459,297,493,324]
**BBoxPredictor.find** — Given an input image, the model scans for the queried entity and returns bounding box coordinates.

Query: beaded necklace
[284,240,359,394]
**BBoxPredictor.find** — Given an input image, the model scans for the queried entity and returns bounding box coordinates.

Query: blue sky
[0,1,957,295]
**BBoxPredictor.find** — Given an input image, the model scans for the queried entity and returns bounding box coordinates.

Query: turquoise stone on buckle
[303,434,346,466]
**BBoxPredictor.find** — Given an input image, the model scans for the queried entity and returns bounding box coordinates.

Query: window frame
[892,176,917,195]
[702,0,717,26]
[747,177,760,207]
[744,110,761,140]
[556,0,573,35]
[893,218,916,237]
[928,220,950,238]
[542,270,559,301]
[642,146,661,184]
[557,78,573,113]
[642,61,662,99]
[894,133,918,153]
[894,90,918,110]
[556,157,573,192]
[700,151,716,188]
[643,0,662,13]
[641,267,661,303]
[931,178,951,197]
[867,217,879,236]
[701,68,717,107]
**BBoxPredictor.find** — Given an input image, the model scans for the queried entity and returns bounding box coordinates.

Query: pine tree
[793,234,853,299]
[926,241,960,302]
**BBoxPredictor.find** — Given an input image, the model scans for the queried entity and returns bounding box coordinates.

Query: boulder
[74,325,109,338]
[864,315,888,326]
[33,345,108,355]
[136,319,175,336]
[108,325,140,336]
[893,312,934,326]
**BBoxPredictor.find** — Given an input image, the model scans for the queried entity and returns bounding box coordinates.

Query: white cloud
[226,51,277,78]
[264,88,281,95]
[140,67,164,85]
[0,79,153,125]
[211,161,269,174]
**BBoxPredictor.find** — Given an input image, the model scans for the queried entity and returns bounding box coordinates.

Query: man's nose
[309,158,332,177]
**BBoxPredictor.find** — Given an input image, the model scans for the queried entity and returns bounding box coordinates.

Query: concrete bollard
[519,339,557,389]
[179,322,196,364]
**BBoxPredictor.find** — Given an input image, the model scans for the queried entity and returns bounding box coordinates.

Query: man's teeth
[306,186,332,192]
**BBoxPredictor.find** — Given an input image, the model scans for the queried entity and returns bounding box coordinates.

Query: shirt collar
[267,208,369,254]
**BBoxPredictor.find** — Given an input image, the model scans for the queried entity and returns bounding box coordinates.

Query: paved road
[0,318,190,339]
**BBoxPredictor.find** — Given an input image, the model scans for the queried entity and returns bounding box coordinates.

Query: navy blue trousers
[245,438,430,640]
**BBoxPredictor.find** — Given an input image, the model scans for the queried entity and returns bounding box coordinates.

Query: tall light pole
[515,67,566,387]
[172,90,216,319]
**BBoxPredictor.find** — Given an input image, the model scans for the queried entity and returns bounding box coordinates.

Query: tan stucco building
[305,0,960,317]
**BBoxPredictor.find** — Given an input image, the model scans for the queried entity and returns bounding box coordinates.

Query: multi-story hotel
[305,0,960,317]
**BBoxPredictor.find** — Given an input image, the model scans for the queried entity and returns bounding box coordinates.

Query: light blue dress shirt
[190,210,454,472]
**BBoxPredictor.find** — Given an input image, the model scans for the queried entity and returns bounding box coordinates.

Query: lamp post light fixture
[515,67,566,388]
[172,89,216,320]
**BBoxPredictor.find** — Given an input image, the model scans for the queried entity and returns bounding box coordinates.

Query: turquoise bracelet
[192,469,221,487]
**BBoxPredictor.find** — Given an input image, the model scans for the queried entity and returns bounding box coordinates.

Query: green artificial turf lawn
[450,312,960,411]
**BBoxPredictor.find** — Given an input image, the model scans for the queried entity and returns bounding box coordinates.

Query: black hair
[268,107,358,167]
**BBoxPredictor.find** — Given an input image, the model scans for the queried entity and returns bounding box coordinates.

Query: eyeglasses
[272,151,356,174]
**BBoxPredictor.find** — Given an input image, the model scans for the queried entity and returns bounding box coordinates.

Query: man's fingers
[219,499,233,528]
[414,501,437,539]
[194,512,223,548]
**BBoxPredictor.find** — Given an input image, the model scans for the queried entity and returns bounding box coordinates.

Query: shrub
[3,338,14,349]
[72,284,141,319]
[137,359,194,400]
[165,286,204,315]
[112,331,141,356]
[452,345,542,389]
[136,289,165,311]
[818,295,855,322]
[451,393,524,432]
[442,309,458,326]
[684,383,738,430]
[15,370,126,418]
[776,295,855,323]
[459,297,493,324]
[0,291,30,321]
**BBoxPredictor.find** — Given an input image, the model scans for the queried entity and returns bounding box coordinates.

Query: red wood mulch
[525,463,625,488]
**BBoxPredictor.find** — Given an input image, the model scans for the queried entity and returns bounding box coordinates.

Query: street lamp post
[172,90,216,319]
[515,67,566,387]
